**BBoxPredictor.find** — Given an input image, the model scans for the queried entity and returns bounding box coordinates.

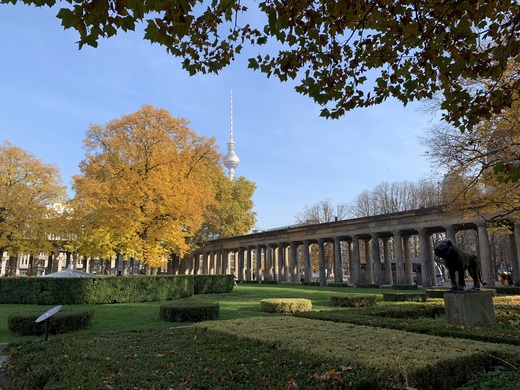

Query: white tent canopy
[42,269,96,278]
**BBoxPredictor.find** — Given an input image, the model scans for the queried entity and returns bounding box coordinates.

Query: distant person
[500,272,508,286]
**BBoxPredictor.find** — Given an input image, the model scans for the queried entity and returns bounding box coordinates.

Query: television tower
[223,89,240,180]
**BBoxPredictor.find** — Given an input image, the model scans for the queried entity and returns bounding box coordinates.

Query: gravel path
[0,344,12,390]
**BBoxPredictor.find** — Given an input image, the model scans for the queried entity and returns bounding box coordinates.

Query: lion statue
[433,239,486,290]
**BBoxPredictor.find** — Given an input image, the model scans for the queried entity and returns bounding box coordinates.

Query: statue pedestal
[443,290,495,326]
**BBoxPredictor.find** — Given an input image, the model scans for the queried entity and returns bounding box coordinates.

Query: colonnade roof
[199,206,497,252]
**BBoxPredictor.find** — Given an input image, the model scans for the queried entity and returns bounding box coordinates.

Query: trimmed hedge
[383,292,426,302]
[194,274,234,294]
[8,309,93,336]
[356,283,380,289]
[327,283,350,288]
[426,288,499,299]
[159,301,220,322]
[330,294,378,308]
[425,288,449,299]
[392,284,418,290]
[494,286,520,295]
[260,298,312,313]
[0,275,233,304]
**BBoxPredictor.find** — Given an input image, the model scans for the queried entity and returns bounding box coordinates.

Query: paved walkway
[0,344,12,390]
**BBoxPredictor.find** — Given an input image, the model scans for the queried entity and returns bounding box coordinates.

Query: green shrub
[494,287,520,295]
[260,298,312,313]
[356,283,380,289]
[159,301,219,322]
[370,305,445,319]
[327,283,350,288]
[426,288,449,299]
[259,280,280,285]
[383,292,426,302]
[194,274,234,294]
[392,284,418,290]
[300,282,320,286]
[8,309,94,336]
[0,275,194,304]
[330,294,378,308]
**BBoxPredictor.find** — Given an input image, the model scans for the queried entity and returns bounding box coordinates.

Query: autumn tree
[295,198,349,224]
[294,198,349,274]
[347,180,442,218]
[205,174,256,238]
[72,105,255,270]
[420,61,520,222]
[0,141,67,276]
[3,1,519,133]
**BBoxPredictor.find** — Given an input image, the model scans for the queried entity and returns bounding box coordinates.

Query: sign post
[35,305,62,341]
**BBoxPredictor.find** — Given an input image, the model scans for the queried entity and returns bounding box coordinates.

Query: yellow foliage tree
[0,141,67,275]
[72,105,229,269]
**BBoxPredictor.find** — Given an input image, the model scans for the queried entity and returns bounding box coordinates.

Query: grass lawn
[0,284,385,343]
[1,284,519,389]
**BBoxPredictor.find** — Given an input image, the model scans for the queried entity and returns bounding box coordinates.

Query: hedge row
[159,301,220,322]
[8,309,94,336]
[0,274,233,304]
[260,298,312,313]
[383,292,427,302]
[330,294,378,307]
[193,274,234,294]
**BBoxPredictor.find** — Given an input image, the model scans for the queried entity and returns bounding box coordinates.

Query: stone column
[364,237,374,284]
[218,250,226,274]
[246,247,253,281]
[418,228,433,288]
[382,237,392,285]
[201,253,207,274]
[215,251,221,274]
[276,244,284,282]
[280,245,288,281]
[403,235,414,285]
[477,223,495,287]
[256,247,263,281]
[270,244,278,282]
[372,234,382,286]
[393,231,406,285]
[351,236,361,286]
[512,224,520,286]
[265,245,273,281]
[210,251,216,275]
[193,253,200,275]
[0,255,6,276]
[318,239,327,286]
[110,256,116,275]
[238,247,245,281]
[289,242,298,282]
[333,237,343,284]
[445,226,457,243]
[303,240,312,283]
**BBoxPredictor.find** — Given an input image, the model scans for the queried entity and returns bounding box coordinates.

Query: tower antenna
[223,89,240,180]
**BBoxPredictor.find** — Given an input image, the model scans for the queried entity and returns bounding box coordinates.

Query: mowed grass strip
[195,316,520,389]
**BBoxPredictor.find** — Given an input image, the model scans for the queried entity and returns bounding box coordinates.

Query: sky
[0,4,438,230]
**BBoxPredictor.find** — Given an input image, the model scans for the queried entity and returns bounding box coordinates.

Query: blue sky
[1,4,436,230]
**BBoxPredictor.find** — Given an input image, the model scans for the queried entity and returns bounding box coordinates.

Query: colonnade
[190,207,520,288]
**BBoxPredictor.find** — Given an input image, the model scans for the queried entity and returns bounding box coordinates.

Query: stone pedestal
[444,290,495,326]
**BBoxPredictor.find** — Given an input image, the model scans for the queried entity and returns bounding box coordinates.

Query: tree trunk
[7,255,18,276]
[28,254,37,276]
[46,253,54,275]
